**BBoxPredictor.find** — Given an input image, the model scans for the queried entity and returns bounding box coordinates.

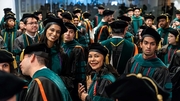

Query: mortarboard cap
[98,5,105,9]
[57,9,64,13]
[117,15,131,22]
[133,7,141,11]
[82,11,91,19]
[4,14,16,21]
[89,43,108,57]
[33,10,42,16]
[109,20,128,33]
[3,8,12,15]
[103,9,114,16]
[157,13,171,22]
[21,43,50,60]
[144,13,155,20]
[168,29,180,41]
[43,16,67,34]
[126,7,134,13]
[62,11,73,20]
[0,70,26,100]
[20,13,39,22]
[176,9,180,14]
[105,73,170,101]
[64,22,77,32]
[141,27,161,43]
[73,8,82,14]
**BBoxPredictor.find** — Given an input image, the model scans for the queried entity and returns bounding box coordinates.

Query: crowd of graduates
[0,3,180,101]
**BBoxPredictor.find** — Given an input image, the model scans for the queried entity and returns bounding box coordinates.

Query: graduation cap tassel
[157,40,162,50]
[105,54,110,65]
[20,49,25,61]
[176,30,180,42]
[76,30,78,39]
[12,56,17,69]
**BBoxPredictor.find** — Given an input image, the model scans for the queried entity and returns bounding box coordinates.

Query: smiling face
[46,24,61,43]
[140,37,157,58]
[88,51,104,72]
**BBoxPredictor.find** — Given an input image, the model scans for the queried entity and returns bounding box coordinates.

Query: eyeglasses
[26,22,38,25]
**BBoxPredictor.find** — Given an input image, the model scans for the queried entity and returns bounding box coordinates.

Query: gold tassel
[76,30,78,39]
[12,56,17,69]
[105,53,109,64]
[166,15,169,22]
[176,30,180,42]
[157,40,162,50]
[20,49,25,61]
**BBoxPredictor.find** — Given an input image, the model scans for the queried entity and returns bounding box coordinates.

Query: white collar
[25,32,37,39]
[112,36,123,38]
[39,66,47,70]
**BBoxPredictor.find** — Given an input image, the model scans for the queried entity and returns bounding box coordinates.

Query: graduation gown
[62,40,86,101]
[157,27,173,45]
[101,37,138,74]
[124,31,134,43]
[125,54,172,98]
[25,68,72,101]
[86,72,116,101]
[94,21,110,42]
[1,28,21,52]
[131,15,144,34]
[92,14,103,28]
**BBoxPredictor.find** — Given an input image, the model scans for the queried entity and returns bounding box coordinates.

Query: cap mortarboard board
[43,16,67,34]
[105,73,170,101]
[3,8,12,14]
[4,14,16,21]
[103,9,114,16]
[20,13,39,22]
[82,11,91,19]
[176,9,180,14]
[57,9,64,13]
[64,22,77,32]
[89,43,108,57]
[73,8,82,14]
[62,11,73,20]
[168,29,180,41]
[144,13,155,20]
[141,27,161,43]
[33,10,42,16]
[109,20,128,33]
[126,7,134,13]
[98,5,105,9]
[157,13,171,22]
[117,15,131,22]
[0,49,17,68]
[21,43,50,60]
[133,7,141,11]
[0,70,26,100]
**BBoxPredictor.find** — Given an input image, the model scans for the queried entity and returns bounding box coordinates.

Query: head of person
[103,9,114,22]
[73,15,79,26]
[61,11,73,23]
[0,49,17,73]
[73,8,82,18]
[117,15,131,24]
[56,9,64,19]
[140,27,161,58]
[144,14,155,27]
[133,7,141,17]
[105,73,170,101]
[40,16,67,49]
[0,70,26,101]
[138,26,148,40]
[18,20,25,31]
[64,22,77,42]
[110,20,128,37]
[126,8,134,17]
[157,14,171,29]
[34,11,43,21]
[168,29,180,45]
[4,13,16,29]
[21,13,39,35]
[97,5,105,15]
[20,43,50,77]
[88,43,108,72]
[176,9,180,20]
[82,11,91,20]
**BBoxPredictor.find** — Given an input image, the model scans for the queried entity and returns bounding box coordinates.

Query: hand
[78,83,88,101]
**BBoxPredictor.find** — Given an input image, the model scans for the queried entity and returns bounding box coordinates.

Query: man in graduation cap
[62,11,73,23]
[100,20,138,75]
[73,8,82,21]
[124,27,172,98]
[94,9,114,42]
[118,15,134,43]
[157,13,173,46]
[62,22,87,101]
[131,7,144,35]
[144,13,156,30]
[171,9,180,24]
[19,43,72,101]
[13,13,40,64]
[34,10,43,34]
[105,73,170,101]
[124,7,134,18]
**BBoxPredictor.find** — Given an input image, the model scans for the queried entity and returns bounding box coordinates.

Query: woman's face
[168,33,176,45]
[46,24,61,43]
[63,28,75,42]
[19,21,25,30]
[7,18,15,28]
[0,62,11,73]
[88,51,104,72]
